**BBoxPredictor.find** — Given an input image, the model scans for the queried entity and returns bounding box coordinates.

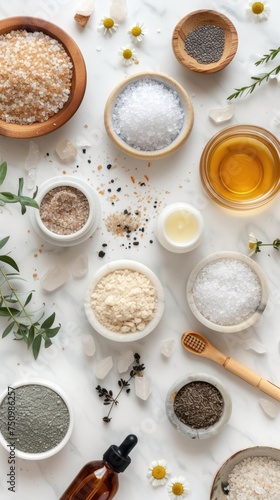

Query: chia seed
[184,24,225,65]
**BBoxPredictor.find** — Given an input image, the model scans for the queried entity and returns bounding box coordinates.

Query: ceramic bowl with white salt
[186,251,269,333]
[0,379,74,460]
[84,260,165,342]
[104,72,194,160]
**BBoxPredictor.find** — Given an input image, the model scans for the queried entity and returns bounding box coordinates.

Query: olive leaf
[0,161,39,214]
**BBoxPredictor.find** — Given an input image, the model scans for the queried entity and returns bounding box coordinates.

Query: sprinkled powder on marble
[185,25,225,64]
[192,259,262,325]
[112,78,185,151]
[0,385,70,453]
[227,456,280,499]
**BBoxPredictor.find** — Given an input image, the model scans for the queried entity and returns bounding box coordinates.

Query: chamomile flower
[118,46,137,66]
[245,1,270,22]
[98,17,119,35]
[248,232,259,255]
[167,476,190,499]
[147,459,171,487]
[128,22,147,43]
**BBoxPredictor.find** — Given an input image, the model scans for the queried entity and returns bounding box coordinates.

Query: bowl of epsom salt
[186,251,269,333]
[0,380,73,460]
[210,446,280,499]
[104,72,194,160]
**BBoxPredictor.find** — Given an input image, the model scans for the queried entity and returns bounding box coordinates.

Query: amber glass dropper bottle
[59,434,138,500]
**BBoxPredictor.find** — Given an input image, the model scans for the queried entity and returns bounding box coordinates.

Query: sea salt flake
[135,375,151,400]
[82,334,96,356]
[72,253,88,279]
[160,339,176,357]
[110,0,127,22]
[56,138,77,161]
[76,136,92,148]
[76,0,95,16]
[117,350,134,373]
[95,356,113,379]
[40,266,70,292]
[208,104,235,124]
[259,398,278,418]
[25,140,40,171]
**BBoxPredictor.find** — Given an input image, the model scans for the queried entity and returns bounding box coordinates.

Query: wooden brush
[181,330,280,402]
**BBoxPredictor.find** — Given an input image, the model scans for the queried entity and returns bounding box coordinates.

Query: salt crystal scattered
[96,46,103,52]
[72,253,88,279]
[135,375,151,400]
[209,104,235,124]
[95,356,113,379]
[160,339,176,357]
[76,136,92,148]
[82,334,96,356]
[56,138,77,161]
[40,266,70,292]
[25,140,40,171]
[27,168,37,190]
[259,398,278,418]
[110,0,127,22]
[118,350,134,373]
[242,337,266,354]
[76,0,95,16]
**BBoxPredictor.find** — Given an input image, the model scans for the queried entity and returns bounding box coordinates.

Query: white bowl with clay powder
[84,260,165,342]
[186,251,269,333]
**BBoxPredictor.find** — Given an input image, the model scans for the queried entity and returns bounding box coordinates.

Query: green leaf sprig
[0,161,39,214]
[227,47,280,100]
[0,236,61,359]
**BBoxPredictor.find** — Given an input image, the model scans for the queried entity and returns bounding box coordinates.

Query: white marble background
[0,0,280,499]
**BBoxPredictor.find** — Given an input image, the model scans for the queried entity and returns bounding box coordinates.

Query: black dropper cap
[103,434,138,473]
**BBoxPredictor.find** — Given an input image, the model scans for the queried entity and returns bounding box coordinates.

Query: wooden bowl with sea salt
[0,17,86,138]
[104,72,194,160]
[172,10,238,74]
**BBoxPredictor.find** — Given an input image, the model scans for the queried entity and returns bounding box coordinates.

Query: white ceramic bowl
[0,379,74,460]
[84,260,165,342]
[210,446,280,499]
[165,372,232,439]
[186,251,269,333]
[31,176,101,246]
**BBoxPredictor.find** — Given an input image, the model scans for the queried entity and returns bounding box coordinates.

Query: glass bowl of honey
[200,125,280,210]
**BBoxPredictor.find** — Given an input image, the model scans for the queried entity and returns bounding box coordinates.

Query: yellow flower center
[172,482,184,496]
[151,465,166,480]
[251,2,265,14]
[103,18,114,29]
[132,26,142,37]
[248,242,256,249]
[123,49,133,60]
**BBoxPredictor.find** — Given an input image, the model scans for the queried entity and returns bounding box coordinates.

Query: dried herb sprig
[96,353,145,423]
[0,161,39,214]
[227,47,280,100]
[0,236,61,359]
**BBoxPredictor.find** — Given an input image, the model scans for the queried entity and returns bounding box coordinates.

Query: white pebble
[95,356,113,379]
[41,266,70,292]
[160,339,176,357]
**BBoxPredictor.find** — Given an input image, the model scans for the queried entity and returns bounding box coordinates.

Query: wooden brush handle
[223,357,280,402]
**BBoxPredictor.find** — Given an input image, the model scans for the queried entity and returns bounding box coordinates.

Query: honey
[164,210,199,243]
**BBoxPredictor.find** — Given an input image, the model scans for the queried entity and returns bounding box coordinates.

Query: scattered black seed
[98,250,106,258]
[185,25,225,65]
[88,159,91,164]
[133,242,139,246]
[82,148,86,154]
[108,188,112,192]
[140,182,146,186]
[46,152,49,157]
[149,240,153,244]
[124,209,129,214]
[107,164,112,169]
[133,237,137,240]
[111,179,114,183]
[146,218,149,222]
[116,187,121,192]
[102,243,108,247]
[76,165,79,168]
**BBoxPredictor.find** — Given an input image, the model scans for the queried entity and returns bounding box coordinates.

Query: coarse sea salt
[192,259,262,326]
[112,78,185,151]
[227,456,280,499]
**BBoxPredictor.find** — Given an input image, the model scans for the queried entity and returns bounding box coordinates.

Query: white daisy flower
[147,459,171,487]
[167,476,191,499]
[248,232,259,255]
[245,1,270,22]
[118,46,137,66]
[128,22,147,43]
[98,17,119,35]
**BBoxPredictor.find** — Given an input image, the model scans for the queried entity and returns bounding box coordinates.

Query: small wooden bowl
[172,10,238,74]
[104,72,194,160]
[0,17,87,138]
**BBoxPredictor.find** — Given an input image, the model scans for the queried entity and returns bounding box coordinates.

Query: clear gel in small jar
[155,202,205,253]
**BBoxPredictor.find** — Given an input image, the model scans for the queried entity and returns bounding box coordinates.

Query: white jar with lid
[155,202,205,253]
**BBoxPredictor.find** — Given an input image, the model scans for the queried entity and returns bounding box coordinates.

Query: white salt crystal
[27,168,37,190]
[76,0,95,16]
[259,398,278,418]
[72,253,88,279]
[160,339,176,357]
[76,136,92,148]
[82,334,96,356]
[118,350,134,373]
[40,266,70,292]
[56,138,77,161]
[95,356,113,379]
[242,338,266,354]
[25,140,40,171]
[135,375,151,400]
[208,104,235,124]
[110,0,127,22]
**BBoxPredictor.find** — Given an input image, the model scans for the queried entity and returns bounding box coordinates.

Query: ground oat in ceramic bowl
[84,260,165,342]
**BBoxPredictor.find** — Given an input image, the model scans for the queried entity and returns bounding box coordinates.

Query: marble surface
[0,0,280,499]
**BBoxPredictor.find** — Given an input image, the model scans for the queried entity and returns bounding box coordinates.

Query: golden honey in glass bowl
[200,125,280,210]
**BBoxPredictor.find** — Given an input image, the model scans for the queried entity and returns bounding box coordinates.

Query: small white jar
[155,202,205,253]
[31,176,101,246]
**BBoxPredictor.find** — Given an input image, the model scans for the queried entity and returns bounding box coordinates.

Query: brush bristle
[183,333,206,353]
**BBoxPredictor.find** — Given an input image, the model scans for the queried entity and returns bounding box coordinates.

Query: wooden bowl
[104,72,194,160]
[0,17,87,138]
[172,10,238,74]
